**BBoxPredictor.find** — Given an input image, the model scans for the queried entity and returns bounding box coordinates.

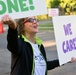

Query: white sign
[0,0,47,20]
[48,8,59,17]
[52,15,76,65]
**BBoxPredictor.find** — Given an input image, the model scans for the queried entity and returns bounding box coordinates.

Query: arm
[47,59,59,70]
[1,15,21,55]
[7,27,20,55]
[41,45,60,70]
[40,44,60,70]
[47,57,76,70]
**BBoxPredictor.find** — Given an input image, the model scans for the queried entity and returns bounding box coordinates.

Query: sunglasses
[24,18,39,23]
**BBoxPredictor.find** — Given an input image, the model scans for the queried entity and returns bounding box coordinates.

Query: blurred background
[36,0,76,20]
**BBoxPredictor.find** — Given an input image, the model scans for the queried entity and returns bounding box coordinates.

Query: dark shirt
[7,27,59,75]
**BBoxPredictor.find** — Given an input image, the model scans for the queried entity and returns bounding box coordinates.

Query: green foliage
[50,0,61,8]
[36,0,76,20]
[60,0,76,14]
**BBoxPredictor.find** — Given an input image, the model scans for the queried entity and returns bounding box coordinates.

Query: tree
[60,0,76,15]
[50,0,61,8]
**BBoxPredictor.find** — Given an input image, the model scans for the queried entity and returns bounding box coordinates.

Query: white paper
[52,15,76,65]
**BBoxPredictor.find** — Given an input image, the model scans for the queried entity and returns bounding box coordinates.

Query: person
[1,15,76,75]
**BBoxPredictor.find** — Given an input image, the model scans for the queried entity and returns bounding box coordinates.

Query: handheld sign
[48,8,59,17]
[52,15,76,66]
[0,0,47,19]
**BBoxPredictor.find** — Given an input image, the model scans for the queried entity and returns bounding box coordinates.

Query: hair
[16,17,28,35]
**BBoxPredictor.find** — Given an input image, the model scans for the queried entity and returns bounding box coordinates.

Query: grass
[38,23,54,30]
[39,28,54,30]
[39,23,53,27]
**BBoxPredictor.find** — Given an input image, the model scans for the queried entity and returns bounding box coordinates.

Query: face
[23,16,39,34]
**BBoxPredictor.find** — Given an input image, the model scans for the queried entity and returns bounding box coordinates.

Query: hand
[1,15,17,29]
[69,57,76,63]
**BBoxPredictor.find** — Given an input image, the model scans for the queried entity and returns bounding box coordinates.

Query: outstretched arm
[1,15,21,55]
